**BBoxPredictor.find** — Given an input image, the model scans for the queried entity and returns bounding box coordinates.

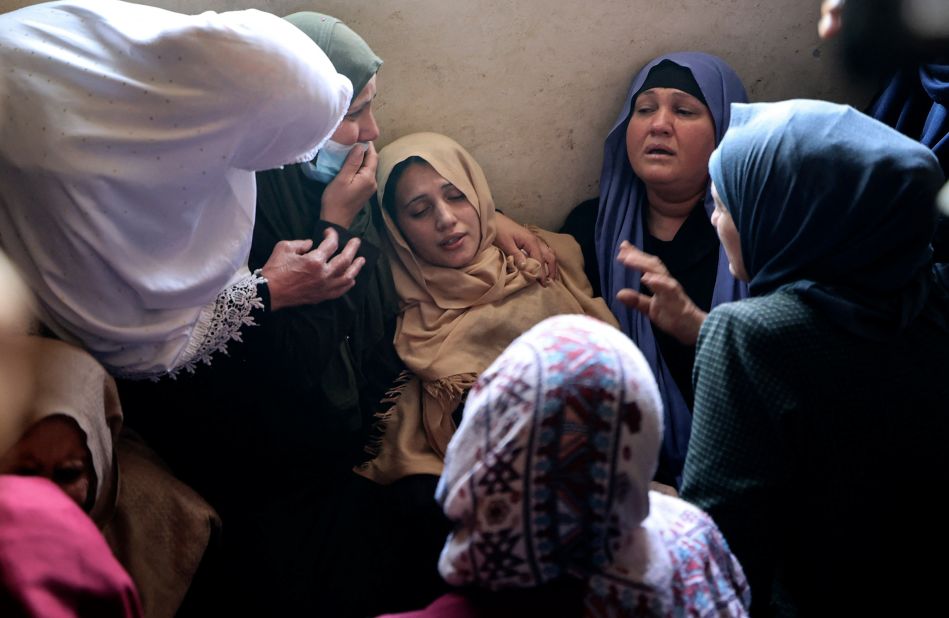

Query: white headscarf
[437,315,751,616]
[0,0,352,377]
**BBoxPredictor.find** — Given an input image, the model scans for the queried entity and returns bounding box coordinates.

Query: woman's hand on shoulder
[262,227,366,311]
[493,212,558,286]
[615,241,707,346]
[321,143,378,229]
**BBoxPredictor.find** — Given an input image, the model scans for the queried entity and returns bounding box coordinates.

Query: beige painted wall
[2,0,873,229]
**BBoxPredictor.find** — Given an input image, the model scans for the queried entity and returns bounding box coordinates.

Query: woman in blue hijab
[570,52,748,487]
[682,99,949,616]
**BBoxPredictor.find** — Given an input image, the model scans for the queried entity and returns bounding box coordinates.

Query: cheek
[330,120,359,146]
[60,475,91,509]
[625,120,645,153]
[686,125,716,165]
[398,219,435,255]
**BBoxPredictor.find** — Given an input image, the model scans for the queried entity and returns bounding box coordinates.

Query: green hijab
[283,12,382,102]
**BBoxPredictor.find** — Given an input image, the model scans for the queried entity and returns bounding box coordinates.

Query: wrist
[678,307,707,346]
[320,203,356,229]
[261,266,287,311]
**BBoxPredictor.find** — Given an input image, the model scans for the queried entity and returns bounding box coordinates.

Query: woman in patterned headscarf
[381,315,750,617]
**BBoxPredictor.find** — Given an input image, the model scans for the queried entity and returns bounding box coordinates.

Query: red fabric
[0,475,142,618]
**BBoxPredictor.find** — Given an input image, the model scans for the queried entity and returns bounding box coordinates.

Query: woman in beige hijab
[0,337,220,618]
[360,133,618,485]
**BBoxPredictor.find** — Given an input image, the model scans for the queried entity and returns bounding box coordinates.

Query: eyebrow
[347,93,377,116]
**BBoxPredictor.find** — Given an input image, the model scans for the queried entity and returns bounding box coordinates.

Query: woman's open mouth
[645,144,675,156]
[440,233,466,250]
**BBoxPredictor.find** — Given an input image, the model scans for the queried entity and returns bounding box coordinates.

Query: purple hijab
[594,52,748,483]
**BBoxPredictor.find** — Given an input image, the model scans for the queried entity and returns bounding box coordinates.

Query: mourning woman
[380,315,750,618]
[360,133,616,487]
[563,53,748,487]
[681,100,949,615]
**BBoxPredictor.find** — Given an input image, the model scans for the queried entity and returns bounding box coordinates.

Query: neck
[645,185,705,241]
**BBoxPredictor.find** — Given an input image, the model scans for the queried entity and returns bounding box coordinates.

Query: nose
[649,106,673,135]
[433,200,458,231]
[359,110,380,142]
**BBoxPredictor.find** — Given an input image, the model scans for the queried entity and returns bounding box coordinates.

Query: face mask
[302,139,367,184]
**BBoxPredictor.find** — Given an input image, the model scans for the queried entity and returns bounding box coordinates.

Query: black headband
[632,59,708,109]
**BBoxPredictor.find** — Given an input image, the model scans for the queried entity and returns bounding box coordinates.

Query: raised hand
[321,142,379,229]
[615,241,707,345]
[262,227,366,311]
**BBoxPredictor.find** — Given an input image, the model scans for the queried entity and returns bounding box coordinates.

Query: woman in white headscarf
[0,0,355,379]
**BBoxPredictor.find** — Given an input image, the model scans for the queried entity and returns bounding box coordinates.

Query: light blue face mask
[301,140,368,184]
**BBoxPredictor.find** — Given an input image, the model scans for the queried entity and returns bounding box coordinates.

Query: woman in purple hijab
[581,52,747,486]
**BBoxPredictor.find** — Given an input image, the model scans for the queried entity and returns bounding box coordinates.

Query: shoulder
[644,493,751,612]
[645,491,720,539]
[700,288,820,351]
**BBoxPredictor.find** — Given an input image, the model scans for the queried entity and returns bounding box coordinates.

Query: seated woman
[238,14,560,616]
[681,99,949,615]
[562,53,748,487]
[0,475,142,618]
[0,337,220,618]
[359,133,617,485]
[380,315,750,618]
[248,13,560,476]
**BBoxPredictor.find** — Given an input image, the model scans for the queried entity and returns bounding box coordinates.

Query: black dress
[118,163,450,617]
[559,198,719,410]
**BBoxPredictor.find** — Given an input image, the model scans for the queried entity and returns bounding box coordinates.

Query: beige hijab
[358,132,617,484]
[1,337,124,523]
[0,337,220,618]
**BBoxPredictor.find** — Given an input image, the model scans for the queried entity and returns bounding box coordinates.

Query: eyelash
[409,205,430,219]
[634,106,698,116]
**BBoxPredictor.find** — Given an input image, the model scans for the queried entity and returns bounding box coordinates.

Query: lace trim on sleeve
[165,270,267,379]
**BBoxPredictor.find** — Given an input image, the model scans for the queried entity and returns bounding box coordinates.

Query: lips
[645,143,675,156]
[440,232,466,249]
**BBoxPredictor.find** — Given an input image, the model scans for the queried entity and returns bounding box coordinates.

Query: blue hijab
[870,63,949,287]
[709,100,944,339]
[594,52,748,483]
[870,63,949,172]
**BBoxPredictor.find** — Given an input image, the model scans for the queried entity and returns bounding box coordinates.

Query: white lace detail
[163,271,266,379]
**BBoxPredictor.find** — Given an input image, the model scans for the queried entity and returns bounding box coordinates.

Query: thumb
[337,143,368,181]
[282,238,314,255]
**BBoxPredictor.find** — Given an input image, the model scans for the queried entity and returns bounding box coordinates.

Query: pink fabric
[0,475,142,618]
[378,593,481,618]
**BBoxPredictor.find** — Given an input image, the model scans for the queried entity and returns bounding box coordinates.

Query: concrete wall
[1,0,873,229]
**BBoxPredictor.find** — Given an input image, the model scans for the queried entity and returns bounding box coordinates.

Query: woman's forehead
[635,87,704,103]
